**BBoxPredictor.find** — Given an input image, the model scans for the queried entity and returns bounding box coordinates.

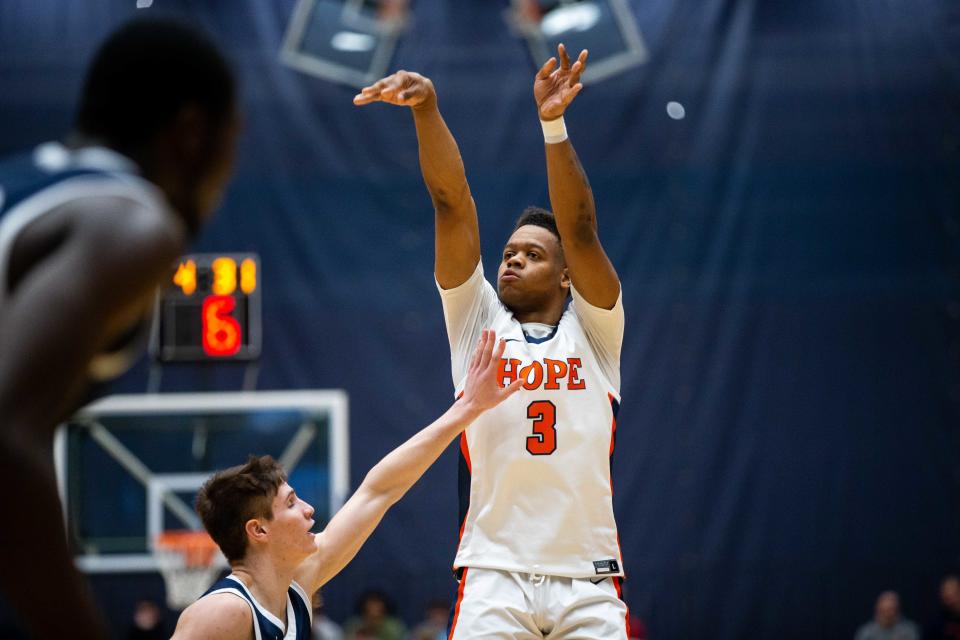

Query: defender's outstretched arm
[536,44,620,310]
[295,330,521,595]
[354,71,480,289]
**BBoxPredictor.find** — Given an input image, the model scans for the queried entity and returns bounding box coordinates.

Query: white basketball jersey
[438,263,625,579]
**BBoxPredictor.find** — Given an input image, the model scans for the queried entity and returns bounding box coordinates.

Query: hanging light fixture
[506,0,648,84]
[281,0,410,87]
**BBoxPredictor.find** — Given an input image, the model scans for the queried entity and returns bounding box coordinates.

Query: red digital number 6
[202,295,241,357]
[526,400,557,455]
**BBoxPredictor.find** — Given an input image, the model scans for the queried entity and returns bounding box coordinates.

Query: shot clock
[150,253,262,362]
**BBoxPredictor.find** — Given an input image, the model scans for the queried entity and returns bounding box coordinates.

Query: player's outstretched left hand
[534,43,588,121]
[353,70,437,111]
[461,329,522,412]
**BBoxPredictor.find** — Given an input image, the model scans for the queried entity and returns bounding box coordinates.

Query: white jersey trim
[225,575,286,630]
[0,176,164,304]
[0,146,170,381]
[207,576,310,639]
[0,142,167,307]
[220,574,305,639]
[289,580,314,625]
[204,586,264,640]
[0,176,165,380]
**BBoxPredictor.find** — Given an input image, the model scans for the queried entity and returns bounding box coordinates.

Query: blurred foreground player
[355,44,629,638]
[172,331,521,639]
[0,18,239,638]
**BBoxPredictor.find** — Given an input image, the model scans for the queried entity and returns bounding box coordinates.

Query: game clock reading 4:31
[150,253,262,362]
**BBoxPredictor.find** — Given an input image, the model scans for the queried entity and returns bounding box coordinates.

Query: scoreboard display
[150,253,262,362]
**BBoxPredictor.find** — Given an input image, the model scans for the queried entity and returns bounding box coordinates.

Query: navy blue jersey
[0,142,169,382]
[202,575,313,640]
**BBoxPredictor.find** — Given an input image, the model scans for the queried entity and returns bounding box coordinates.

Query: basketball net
[155,530,223,610]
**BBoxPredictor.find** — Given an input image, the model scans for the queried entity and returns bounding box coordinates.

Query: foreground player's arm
[0,197,184,428]
[295,330,521,595]
[0,198,183,639]
[354,71,480,289]
[536,44,620,310]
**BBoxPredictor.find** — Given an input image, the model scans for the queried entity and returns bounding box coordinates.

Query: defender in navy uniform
[0,19,239,639]
[199,575,313,640]
[172,331,522,640]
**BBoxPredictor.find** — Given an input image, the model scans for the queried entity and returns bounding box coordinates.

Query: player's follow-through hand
[535,43,588,121]
[353,70,437,110]
[461,329,522,413]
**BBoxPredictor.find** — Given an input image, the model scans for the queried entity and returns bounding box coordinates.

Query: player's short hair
[513,206,566,266]
[514,206,561,242]
[76,17,235,153]
[195,455,287,563]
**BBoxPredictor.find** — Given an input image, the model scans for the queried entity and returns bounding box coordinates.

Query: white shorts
[448,568,630,640]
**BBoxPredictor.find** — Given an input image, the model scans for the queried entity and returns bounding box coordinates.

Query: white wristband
[540,116,568,144]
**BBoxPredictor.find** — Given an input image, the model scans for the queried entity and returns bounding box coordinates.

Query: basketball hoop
[155,530,223,610]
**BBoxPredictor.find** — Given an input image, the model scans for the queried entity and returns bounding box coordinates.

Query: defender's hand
[353,70,437,110]
[461,330,522,413]
[534,43,588,121]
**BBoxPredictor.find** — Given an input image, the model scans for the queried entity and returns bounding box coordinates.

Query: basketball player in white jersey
[354,45,629,638]
[171,331,521,640]
[0,19,239,638]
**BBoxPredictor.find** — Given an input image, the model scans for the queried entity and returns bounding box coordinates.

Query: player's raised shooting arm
[354,71,480,289]
[0,197,183,639]
[537,45,620,310]
[295,331,521,595]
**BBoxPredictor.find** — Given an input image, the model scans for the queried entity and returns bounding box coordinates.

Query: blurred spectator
[343,590,407,640]
[853,591,918,640]
[312,600,344,640]
[926,573,960,640]
[410,599,449,640]
[125,600,168,640]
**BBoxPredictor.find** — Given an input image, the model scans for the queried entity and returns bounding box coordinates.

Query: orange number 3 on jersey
[526,400,557,455]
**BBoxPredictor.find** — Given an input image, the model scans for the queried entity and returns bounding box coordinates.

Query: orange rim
[156,530,219,568]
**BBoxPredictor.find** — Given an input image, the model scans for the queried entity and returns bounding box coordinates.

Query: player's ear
[560,267,571,290]
[245,518,268,544]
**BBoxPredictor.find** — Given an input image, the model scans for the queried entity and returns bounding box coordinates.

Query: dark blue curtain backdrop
[1,1,959,637]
